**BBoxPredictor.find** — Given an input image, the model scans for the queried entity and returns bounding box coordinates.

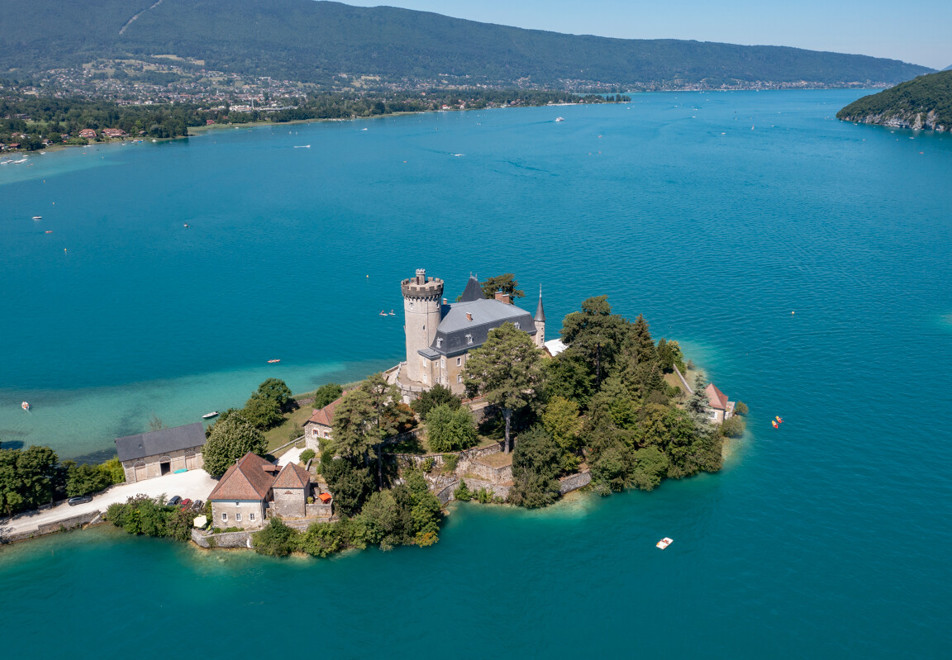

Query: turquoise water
[2,91,952,656]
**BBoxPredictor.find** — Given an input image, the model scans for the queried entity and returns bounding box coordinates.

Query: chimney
[494,291,511,304]
[466,313,473,321]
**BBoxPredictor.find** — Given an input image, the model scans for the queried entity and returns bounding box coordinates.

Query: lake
[1,90,950,657]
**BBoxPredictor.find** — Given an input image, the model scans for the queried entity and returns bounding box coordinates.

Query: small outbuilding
[115,422,207,483]
[207,452,279,530]
[705,383,735,424]
[303,395,344,453]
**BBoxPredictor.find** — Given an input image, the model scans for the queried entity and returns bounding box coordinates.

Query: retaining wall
[559,471,592,495]
[191,529,253,549]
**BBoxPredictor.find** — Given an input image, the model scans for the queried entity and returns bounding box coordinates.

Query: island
[836,70,952,132]
[1,270,746,558]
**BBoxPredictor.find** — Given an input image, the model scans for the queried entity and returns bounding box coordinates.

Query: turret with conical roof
[533,286,545,348]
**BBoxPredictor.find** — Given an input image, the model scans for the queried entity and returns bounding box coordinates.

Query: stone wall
[272,487,306,518]
[210,500,266,530]
[191,528,253,549]
[559,471,592,495]
[122,446,204,483]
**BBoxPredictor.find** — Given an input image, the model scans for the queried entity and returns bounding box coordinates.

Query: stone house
[705,383,735,424]
[78,128,97,139]
[208,453,332,529]
[271,462,312,518]
[207,452,279,530]
[303,395,344,453]
[115,422,206,483]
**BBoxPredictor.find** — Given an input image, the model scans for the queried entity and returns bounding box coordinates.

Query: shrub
[426,404,478,452]
[720,415,746,438]
[734,401,749,416]
[252,518,299,557]
[442,454,459,473]
[421,457,435,473]
[299,449,316,464]
[454,479,473,501]
[411,384,461,421]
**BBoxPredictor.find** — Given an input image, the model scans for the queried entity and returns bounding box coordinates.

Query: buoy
[771,420,779,429]
[791,310,795,315]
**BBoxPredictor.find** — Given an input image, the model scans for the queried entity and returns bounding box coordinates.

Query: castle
[396,268,545,395]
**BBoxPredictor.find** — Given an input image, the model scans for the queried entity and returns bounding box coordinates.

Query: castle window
[457,374,463,384]
[250,513,255,521]
[456,357,462,366]
[441,357,446,368]
[236,513,241,522]
[221,512,228,522]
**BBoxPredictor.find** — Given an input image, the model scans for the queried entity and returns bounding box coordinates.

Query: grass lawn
[264,405,314,452]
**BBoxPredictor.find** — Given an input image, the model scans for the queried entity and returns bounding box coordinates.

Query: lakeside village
[0,269,747,557]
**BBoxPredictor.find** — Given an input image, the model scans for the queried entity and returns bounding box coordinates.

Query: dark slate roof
[534,291,545,322]
[458,276,484,302]
[424,298,536,357]
[115,422,207,462]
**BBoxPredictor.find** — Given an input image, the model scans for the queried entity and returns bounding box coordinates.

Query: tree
[464,323,544,453]
[480,273,525,300]
[330,373,401,487]
[313,383,343,409]
[66,462,111,497]
[242,392,283,429]
[560,296,630,387]
[425,404,477,452]
[686,374,712,427]
[203,416,266,478]
[321,456,374,518]
[252,518,298,557]
[255,377,295,413]
[541,396,583,472]
[509,426,562,508]
[410,383,461,421]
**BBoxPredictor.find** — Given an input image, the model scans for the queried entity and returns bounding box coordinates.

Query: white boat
[555,117,565,122]
[294,145,311,149]
[656,537,673,550]
[202,411,219,419]
[21,401,31,411]
[32,215,42,221]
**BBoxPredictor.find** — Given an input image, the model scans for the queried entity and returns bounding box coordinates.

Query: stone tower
[534,286,546,348]
[402,268,444,383]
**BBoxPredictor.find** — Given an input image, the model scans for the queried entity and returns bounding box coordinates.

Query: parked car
[179,498,192,511]
[192,499,204,512]
[167,495,182,506]
[67,495,93,506]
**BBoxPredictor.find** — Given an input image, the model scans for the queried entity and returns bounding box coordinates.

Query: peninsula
[837,70,952,131]
[1,270,746,560]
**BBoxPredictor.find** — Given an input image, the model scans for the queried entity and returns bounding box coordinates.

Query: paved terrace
[0,469,217,540]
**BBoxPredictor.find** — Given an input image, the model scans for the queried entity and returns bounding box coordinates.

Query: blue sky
[337,0,951,70]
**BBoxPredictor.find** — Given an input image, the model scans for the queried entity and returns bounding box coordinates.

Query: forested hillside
[0,0,932,91]
[837,70,952,131]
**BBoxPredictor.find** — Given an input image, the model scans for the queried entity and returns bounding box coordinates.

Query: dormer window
[514,322,520,329]
[436,337,443,348]
[466,334,473,345]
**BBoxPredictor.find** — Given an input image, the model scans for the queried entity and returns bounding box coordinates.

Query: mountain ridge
[0,0,934,92]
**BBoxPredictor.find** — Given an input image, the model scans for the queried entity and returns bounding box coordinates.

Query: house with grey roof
[397,268,545,395]
[115,422,207,483]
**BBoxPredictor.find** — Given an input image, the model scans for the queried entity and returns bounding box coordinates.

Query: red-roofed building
[78,128,97,139]
[272,462,311,517]
[208,452,332,529]
[704,383,735,424]
[208,452,279,529]
[102,128,127,139]
[303,395,345,453]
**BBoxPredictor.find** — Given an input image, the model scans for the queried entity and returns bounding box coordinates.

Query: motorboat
[21,401,30,411]
[656,537,673,550]
[202,411,219,419]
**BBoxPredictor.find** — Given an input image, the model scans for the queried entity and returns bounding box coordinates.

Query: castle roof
[534,289,545,322]
[422,297,535,358]
[458,276,484,302]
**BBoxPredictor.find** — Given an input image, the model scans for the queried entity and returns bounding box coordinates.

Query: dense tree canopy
[464,323,544,452]
[203,416,266,478]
